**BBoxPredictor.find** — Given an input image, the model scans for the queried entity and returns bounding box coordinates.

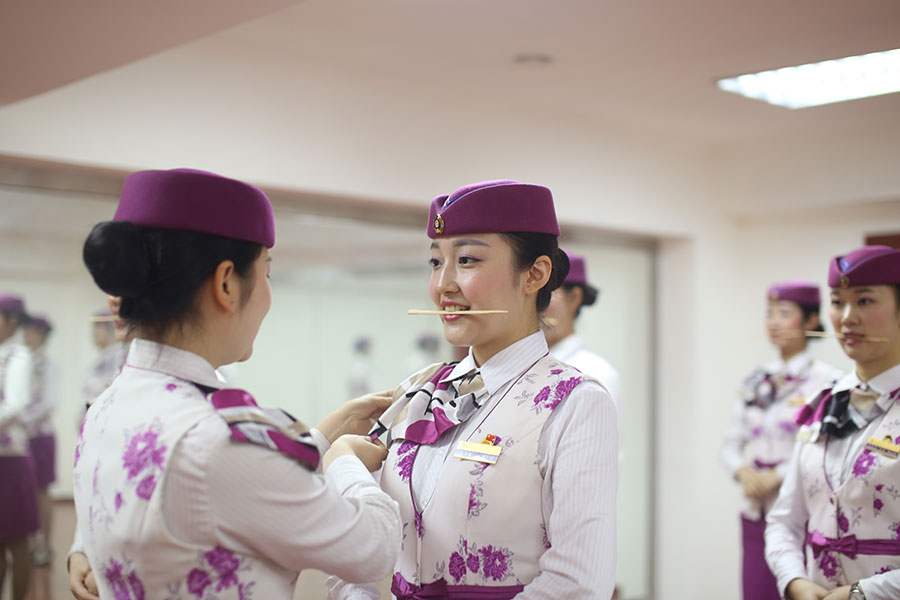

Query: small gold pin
[433,214,445,234]
[840,274,850,289]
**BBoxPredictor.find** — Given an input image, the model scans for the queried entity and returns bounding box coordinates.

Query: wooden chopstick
[803,331,889,343]
[408,309,509,316]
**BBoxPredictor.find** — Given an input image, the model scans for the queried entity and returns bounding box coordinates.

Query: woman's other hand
[317,390,395,443]
[324,435,389,472]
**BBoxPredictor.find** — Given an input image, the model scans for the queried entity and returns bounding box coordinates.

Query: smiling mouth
[441,304,471,313]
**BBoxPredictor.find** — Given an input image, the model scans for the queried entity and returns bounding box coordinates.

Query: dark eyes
[830,298,873,307]
[429,256,479,267]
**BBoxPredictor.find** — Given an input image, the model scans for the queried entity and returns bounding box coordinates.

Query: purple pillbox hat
[829,245,900,288]
[0,294,25,314]
[427,179,560,239]
[563,251,588,286]
[114,169,275,248]
[767,280,820,308]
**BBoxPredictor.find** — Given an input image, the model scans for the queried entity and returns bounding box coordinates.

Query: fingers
[86,571,98,595]
[70,574,100,600]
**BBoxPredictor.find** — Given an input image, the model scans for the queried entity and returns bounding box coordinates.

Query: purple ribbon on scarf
[391,573,525,600]
[399,364,488,446]
[806,530,900,560]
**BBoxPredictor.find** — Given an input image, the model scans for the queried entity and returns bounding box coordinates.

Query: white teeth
[443,305,469,312]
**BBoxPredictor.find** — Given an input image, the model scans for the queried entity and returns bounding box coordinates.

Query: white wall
[3,19,900,599]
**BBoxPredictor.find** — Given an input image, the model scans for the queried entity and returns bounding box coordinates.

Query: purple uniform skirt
[741,516,780,600]
[0,455,40,541]
[29,434,56,487]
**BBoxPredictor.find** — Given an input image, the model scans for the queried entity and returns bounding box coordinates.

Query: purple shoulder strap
[209,388,320,471]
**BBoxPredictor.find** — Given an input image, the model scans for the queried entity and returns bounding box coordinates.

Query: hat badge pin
[840,274,850,289]
[433,213,445,234]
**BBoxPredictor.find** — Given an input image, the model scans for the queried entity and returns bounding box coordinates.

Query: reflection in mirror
[0,168,655,599]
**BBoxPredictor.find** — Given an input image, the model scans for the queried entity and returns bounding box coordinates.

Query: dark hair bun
[547,248,570,294]
[83,221,152,298]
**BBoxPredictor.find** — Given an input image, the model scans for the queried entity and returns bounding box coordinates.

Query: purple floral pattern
[478,545,511,581]
[448,552,466,582]
[468,482,486,519]
[466,552,480,573]
[414,509,424,538]
[187,569,211,596]
[889,522,900,541]
[447,538,515,584]
[838,511,849,534]
[818,552,839,580]
[523,366,583,415]
[532,386,550,409]
[395,442,418,483]
[853,450,876,478]
[103,556,145,600]
[182,546,253,599]
[74,418,87,468]
[123,426,167,480]
[205,547,240,592]
[547,377,583,411]
[121,421,168,502]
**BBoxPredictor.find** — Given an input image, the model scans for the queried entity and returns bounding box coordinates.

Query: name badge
[454,440,502,465]
[787,395,806,406]
[866,436,900,460]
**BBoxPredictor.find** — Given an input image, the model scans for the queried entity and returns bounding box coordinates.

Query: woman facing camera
[721,280,842,600]
[330,180,618,599]
[69,169,400,600]
[766,246,900,600]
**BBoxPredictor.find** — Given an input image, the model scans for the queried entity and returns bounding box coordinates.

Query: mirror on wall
[0,163,656,599]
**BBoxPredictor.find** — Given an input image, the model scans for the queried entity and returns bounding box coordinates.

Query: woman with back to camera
[68,168,401,600]
[766,246,900,600]
[720,280,842,600]
[329,179,618,599]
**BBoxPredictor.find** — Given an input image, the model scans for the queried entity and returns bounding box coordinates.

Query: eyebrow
[830,287,875,295]
[430,238,491,250]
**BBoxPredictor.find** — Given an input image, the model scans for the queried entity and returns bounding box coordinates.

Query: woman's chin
[441,326,473,348]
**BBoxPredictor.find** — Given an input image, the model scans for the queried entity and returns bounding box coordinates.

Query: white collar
[441,330,549,396]
[779,350,814,376]
[832,361,900,412]
[124,338,225,391]
[549,333,583,361]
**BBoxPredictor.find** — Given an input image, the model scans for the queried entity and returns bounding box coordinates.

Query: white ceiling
[2,0,898,144]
